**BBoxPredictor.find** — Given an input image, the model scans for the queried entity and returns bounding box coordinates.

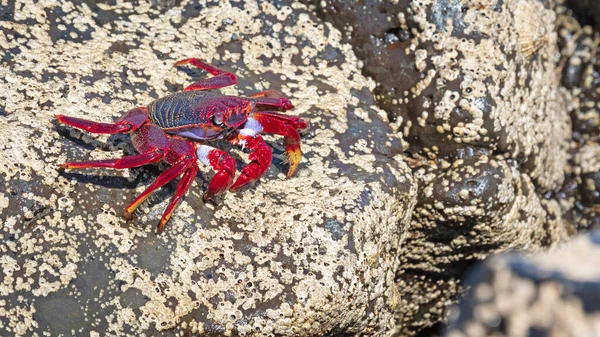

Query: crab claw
[249,112,309,178]
[230,135,273,191]
[283,127,302,178]
[282,116,310,178]
[204,158,236,201]
[196,145,236,201]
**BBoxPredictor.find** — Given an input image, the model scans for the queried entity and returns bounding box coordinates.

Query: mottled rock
[445,232,600,337]
[556,8,600,230]
[305,0,571,190]
[302,0,573,335]
[397,154,568,335]
[0,1,417,336]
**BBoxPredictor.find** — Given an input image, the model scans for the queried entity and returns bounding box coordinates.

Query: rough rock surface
[0,1,417,336]
[301,0,574,335]
[556,4,600,230]
[445,232,600,337]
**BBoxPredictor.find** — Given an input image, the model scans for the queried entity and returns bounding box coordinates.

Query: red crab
[56,58,309,233]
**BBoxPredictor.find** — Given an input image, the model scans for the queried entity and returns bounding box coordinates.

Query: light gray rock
[0,1,416,336]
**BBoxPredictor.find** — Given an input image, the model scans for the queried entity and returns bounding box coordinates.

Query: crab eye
[213,112,224,125]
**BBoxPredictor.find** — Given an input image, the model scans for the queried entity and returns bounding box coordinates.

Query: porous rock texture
[301,0,576,335]
[445,232,600,337]
[0,1,417,336]
[556,2,600,230]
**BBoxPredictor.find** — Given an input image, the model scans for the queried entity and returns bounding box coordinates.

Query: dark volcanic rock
[564,0,600,31]
[0,1,416,336]
[556,10,600,231]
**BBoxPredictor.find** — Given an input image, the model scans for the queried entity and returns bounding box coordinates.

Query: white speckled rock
[0,1,416,336]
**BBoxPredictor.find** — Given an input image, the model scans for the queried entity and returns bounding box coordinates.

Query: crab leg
[250,90,286,98]
[249,112,309,178]
[229,132,273,191]
[253,97,295,112]
[123,159,193,220]
[61,150,165,170]
[175,58,238,91]
[157,163,198,233]
[56,115,133,134]
[196,145,237,200]
[250,90,294,111]
[56,107,149,134]
[61,124,169,170]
